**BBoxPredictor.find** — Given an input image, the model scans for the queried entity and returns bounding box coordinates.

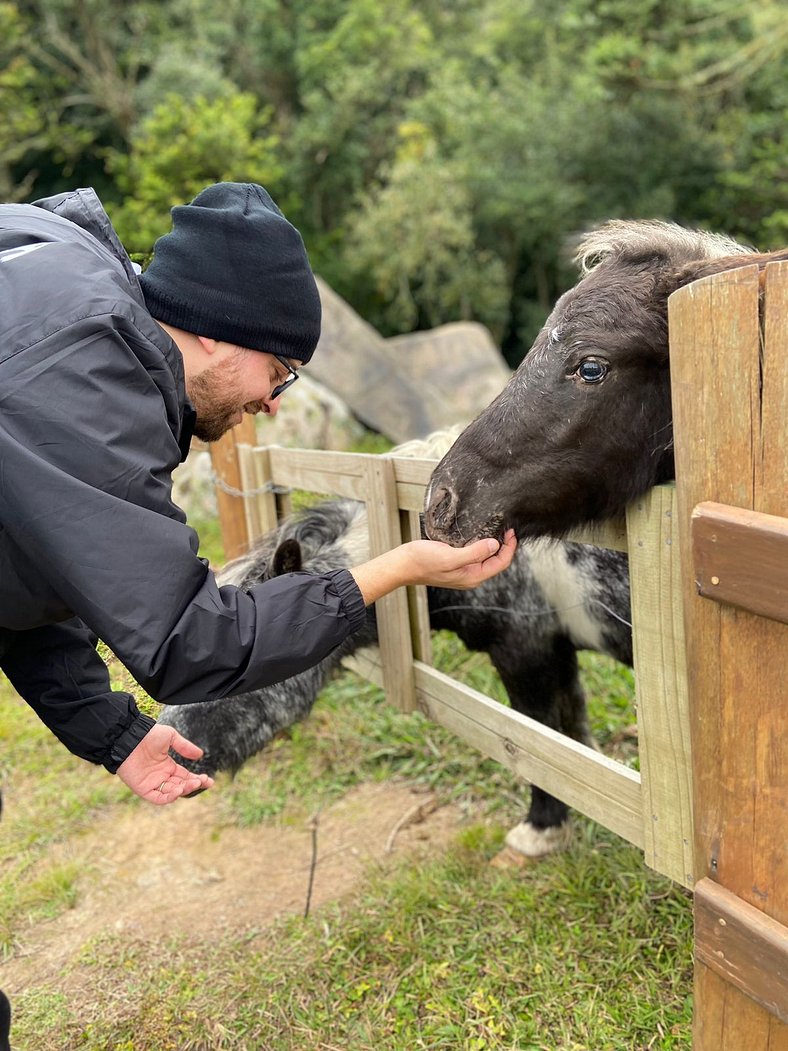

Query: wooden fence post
[207,416,257,560]
[626,487,694,888]
[670,261,788,1047]
[363,458,418,713]
[237,444,279,544]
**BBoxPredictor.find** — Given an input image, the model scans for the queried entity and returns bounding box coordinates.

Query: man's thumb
[168,729,204,760]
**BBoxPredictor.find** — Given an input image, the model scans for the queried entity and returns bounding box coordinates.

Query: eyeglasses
[271,355,300,399]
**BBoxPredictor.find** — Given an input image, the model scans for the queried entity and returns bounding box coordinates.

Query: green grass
[216,631,638,834]
[0,453,688,1048]
[0,624,693,1050]
[10,822,692,1051]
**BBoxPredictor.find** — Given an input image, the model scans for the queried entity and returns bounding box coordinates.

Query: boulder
[255,370,366,451]
[308,278,510,442]
[385,322,511,431]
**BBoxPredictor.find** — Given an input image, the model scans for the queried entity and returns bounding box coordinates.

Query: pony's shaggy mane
[574,219,752,276]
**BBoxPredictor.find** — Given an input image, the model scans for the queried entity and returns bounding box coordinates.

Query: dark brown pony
[424,220,787,544]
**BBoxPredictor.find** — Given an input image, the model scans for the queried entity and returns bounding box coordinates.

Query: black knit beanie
[139,183,321,363]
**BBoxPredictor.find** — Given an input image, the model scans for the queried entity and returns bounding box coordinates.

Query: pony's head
[425,220,779,543]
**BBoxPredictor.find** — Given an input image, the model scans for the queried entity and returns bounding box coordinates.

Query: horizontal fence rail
[227,441,694,888]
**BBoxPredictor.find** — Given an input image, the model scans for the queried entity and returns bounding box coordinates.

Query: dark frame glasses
[271,355,300,399]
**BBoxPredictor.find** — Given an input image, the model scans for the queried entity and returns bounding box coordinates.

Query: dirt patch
[4,781,467,996]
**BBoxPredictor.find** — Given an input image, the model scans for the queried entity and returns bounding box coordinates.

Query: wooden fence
[207,263,787,1045]
[670,261,787,1049]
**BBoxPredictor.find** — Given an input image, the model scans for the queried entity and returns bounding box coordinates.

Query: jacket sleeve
[1,618,156,771]
[0,310,368,709]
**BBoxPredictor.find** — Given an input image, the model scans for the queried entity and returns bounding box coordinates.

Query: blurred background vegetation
[2,0,785,365]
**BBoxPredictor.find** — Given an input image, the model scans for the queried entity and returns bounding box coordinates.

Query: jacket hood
[32,187,145,305]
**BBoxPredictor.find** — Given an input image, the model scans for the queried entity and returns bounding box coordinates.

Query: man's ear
[196,335,219,355]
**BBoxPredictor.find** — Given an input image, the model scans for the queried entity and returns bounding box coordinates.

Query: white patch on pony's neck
[528,540,604,651]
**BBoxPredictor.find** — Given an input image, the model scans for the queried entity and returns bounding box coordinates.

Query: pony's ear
[271,537,302,577]
[663,248,788,297]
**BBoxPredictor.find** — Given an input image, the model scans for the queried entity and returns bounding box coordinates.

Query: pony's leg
[492,638,589,858]
[0,792,10,1051]
[506,787,574,857]
[0,990,10,1051]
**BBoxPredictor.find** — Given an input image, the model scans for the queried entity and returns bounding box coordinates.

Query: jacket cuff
[104,712,157,773]
[327,568,368,634]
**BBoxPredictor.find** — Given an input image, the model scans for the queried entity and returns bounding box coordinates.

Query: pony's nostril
[428,485,459,528]
[433,488,451,514]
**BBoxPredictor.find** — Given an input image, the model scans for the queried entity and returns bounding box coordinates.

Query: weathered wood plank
[394,481,430,512]
[363,458,417,712]
[626,486,694,888]
[695,878,788,1025]
[265,447,367,500]
[401,509,433,664]
[390,456,438,487]
[414,661,644,848]
[237,444,277,543]
[672,262,788,915]
[267,462,367,501]
[692,502,788,624]
[564,517,629,552]
[208,416,256,559]
[268,446,369,477]
[342,646,384,689]
[693,966,787,1050]
[758,261,788,517]
[670,262,788,1050]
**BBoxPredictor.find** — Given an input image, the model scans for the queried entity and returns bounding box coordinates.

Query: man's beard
[186,354,250,442]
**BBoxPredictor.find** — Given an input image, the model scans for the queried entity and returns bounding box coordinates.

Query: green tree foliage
[344,123,509,334]
[5,0,785,360]
[288,0,435,234]
[105,92,284,254]
[0,2,51,199]
[0,2,96,199]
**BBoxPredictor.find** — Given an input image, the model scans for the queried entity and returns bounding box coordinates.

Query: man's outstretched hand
[350,528,518,606]
[117,723,214,804]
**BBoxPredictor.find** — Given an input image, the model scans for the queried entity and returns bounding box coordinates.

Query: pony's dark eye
[576,358,609,384]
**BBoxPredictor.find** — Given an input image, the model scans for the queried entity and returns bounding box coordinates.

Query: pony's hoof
[504,820,573,858]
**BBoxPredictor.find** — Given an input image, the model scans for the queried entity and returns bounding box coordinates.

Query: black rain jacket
[0,189,366,771]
